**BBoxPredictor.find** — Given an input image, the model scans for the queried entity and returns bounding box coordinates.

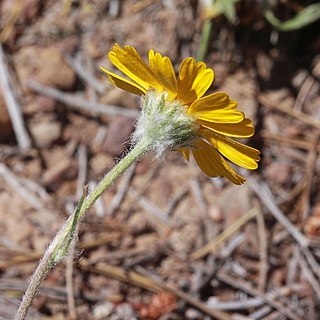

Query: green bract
[133,90,199,157]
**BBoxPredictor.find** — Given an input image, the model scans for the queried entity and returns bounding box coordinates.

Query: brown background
[0,0,319,319]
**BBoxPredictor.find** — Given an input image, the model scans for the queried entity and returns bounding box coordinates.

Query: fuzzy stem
[14,138,152,320]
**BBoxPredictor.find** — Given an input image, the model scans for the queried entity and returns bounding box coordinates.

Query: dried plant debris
[0,0,320,319]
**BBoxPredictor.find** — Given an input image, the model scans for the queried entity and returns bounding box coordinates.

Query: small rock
[24,0,41,20]
[30,117,61,148]
[128,212,150,235]
[270,268,286,287]
[304,216,320,237]
[304,203,320,237]
[63,113,100,144]
[42,159,78,191]
[151,178,173,206]
[110,303,137,320]
[219,184,251,226]
[24,96,57,114]
[83,35,107,59]
[208,206,224,222]
[138,293,176,319]
[103,115,135,156]
[15,45,76,92]
[169,223,201,254]
[0,0,41,23]
[101,87,137,109]
[90,153,114,176]
[185,308,203,319]
[292,69,308,89]
[0,0,41,45]
[266,161,291,185]
[93,301,114,319]
[135,233,158,251]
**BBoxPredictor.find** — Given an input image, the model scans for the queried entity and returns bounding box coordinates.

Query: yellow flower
[101,44,260,185]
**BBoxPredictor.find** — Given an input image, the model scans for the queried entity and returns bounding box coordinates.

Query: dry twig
[299,133,319,220]
[0,232,123,271]
[27,80,139,118]
[261,130,320,152]
[298,253,320,299]
[301,247,320,285]
[259,95,320,130]
[217,272,304,320]
[248,178,309,248]
[294,59,320,111]
[0,44,31,150]
[166,186,189,217]
[128,187,171,233]
[256,208,268,292]
[190,207,258,260]
[0,164,47,211]
[80,259,231,320]
[63,53,105,94]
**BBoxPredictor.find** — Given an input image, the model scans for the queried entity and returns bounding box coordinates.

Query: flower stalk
[15,137,152,320]
[15,43,260,319]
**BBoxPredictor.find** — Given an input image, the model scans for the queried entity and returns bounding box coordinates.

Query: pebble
[90,153,114,176]
[14,45,76,92]
[93,301,114,319]
[127,212,150,235]
[30,118,61,148]
[266,161,291,185]
[103,115,135,156]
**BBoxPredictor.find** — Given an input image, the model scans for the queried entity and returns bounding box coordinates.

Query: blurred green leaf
[198,0,239,60]
[265,3,320,31]
[205,0,240,22]
[219,0,237,22]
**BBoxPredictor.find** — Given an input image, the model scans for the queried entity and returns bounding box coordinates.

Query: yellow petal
[148,50,177,100]
[191,140,219,177]
[194,109,244,123]
[177,58,214,105]
[101,67,146,96]
[188,92,243,123]
[179,147,190,161]
[188,92,237,113]
[192,140,246,185]
[108,44,162,92]
[203,131,260,170]
[199,118,255,138]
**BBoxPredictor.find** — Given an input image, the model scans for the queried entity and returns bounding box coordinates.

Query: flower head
[101,44,260,184]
